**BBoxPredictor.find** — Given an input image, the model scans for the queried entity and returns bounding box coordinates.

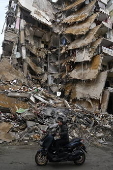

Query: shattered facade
[1,0,113,114]
[0,0,113,145]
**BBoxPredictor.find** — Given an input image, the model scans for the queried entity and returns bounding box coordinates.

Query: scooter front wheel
[35,151,48,166]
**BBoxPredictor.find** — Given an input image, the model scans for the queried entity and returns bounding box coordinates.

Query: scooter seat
[71,138,81,142]
[64,138,81,148]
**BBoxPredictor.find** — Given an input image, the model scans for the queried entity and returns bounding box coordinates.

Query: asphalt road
[0,144,113,170]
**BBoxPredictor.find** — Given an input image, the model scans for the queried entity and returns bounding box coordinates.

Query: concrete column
[20,18,28,76]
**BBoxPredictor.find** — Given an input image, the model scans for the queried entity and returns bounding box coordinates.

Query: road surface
[0,144,113,170]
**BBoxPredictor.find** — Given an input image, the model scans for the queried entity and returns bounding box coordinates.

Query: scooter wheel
[35,151,48,166]
[74,151,85,165]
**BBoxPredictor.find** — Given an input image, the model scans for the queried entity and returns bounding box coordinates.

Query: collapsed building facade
[1,0,113,115]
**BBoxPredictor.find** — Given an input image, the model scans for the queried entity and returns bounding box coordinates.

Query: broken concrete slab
[19,0,54,26]
[75,71,108,100]
[0,93,30,113]
[68,25,101,50]
[0,59,26,83]
[30,95,36,103]
[34,94,49,104]
[26,121,36,128]
[21,111,36,120]
[0,122,14,142]
[0,122,13,133]
[62,0,96,23]
[26,57,44,75]
[7,92,30,98]
[64,13,98,35]
[62,0,85,12]
[69,55,103,80]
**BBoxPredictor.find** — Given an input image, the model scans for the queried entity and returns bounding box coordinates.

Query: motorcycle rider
[42,116,69,155]
[55,116,69,155]
[35,114,86,165]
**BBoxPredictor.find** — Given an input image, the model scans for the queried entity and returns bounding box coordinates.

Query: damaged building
[1,0,113,115]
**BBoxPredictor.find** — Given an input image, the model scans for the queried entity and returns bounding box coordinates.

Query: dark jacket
[59,123,69,141]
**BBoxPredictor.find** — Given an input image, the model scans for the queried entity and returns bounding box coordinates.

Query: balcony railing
[102,46,113,56]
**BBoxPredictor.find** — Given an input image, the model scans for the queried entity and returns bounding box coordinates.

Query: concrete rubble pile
[0,0,113,146]
[0,81,113,145]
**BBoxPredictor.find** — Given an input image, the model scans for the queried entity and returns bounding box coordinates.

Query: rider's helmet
[57,112,67,123]
[57,116,64,123]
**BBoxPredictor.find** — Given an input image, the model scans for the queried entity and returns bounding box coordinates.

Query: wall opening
[107,92,113,114]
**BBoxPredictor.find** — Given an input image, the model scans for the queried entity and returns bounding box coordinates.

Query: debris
[0,59,26,83]
[0,0,113,147]
[26,121,36,128]
[0,86,113,146]
[0,122,14,142]
[0,106,11,113]
[21,111,36,120]
[16,108,29,114]
[7,92,30,98]
[0,93,30,113]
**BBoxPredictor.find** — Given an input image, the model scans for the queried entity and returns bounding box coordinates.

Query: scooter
[35,132,87,166]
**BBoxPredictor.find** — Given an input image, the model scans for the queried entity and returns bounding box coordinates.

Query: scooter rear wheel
[35,151,48,166]
[74,151,85,165]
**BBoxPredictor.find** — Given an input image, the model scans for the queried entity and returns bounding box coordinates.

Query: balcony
[4,29,18,43]
[100,0,108,5]
[96,21,112,36]
[98,8,109,21]
[100,38,113,63]
[102,46,113,56]
[107,0,113,12]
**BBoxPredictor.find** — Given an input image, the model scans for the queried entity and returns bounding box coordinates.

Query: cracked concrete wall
[18,0,54,25]
[69,55,103,80]
[75,71,108,100]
